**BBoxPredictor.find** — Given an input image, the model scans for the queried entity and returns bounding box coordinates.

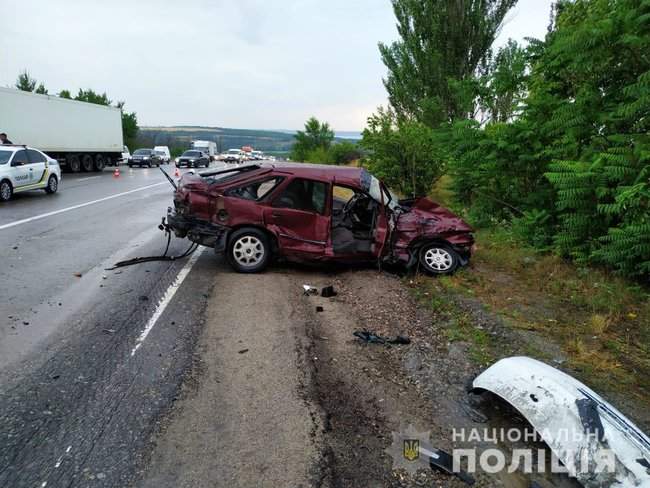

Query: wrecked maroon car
[165,163,474,274]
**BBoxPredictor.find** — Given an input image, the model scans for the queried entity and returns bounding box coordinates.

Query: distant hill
[137,126,359,154]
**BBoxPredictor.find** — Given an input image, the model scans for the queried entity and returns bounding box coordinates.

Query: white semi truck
[0,87,124,172]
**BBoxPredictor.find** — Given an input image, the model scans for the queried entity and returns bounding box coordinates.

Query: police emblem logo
[403,439,419,462]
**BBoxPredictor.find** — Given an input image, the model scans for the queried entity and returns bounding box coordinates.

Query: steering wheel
[342,193,361,215]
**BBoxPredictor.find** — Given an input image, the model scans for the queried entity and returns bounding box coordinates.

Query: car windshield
[228,149,240,154]
[134,149,151,155]
[0,150,13,165]
[368,175,400,211]
[183,151,201,157]
[154,151,164,156]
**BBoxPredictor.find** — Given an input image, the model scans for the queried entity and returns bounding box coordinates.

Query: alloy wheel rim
[49,177,57,192]
[424,248,453,271]
[233,236,264,267]
[1,183,10,200]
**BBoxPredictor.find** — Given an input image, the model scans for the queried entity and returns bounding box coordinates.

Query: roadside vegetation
[349,0,650,402]
[290,116,362,165]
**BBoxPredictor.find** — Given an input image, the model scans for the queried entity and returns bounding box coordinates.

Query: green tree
[477,39,529,124]
[15,70,37,92]
[361,107,447,197]
[329,141,362,165]
[291,117,335,161]
[74,89,112,106]
[379,0,518,126]
[117,101,139,149]
[34,83,48,95]
[58,89,72,99]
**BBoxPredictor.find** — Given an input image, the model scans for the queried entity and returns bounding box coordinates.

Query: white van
[153,146,171,162]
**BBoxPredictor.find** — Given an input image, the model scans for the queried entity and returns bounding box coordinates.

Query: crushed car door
[368,179,390,259]
[265,178,330,257]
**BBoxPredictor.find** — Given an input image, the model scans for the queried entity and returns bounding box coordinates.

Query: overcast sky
[0,0,553,132]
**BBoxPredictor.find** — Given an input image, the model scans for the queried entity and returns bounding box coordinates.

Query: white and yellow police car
[0,145,61,202]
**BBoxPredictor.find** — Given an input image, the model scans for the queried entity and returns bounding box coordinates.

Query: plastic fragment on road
[353,329,411,346]
[321,285,337,298]
[428,448,475,485]
[303,284,318,295]
[472,356,650,488]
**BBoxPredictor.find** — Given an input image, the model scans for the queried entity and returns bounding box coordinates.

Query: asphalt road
[0,164,221,487]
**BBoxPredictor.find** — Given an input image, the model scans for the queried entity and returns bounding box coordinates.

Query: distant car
[121,145,131,165]
[176,150,210,168]
[223,149,243,164]
[129,149,162,168]
[0,145,62,202]
[166,163,474,274]
[154,146,171,162]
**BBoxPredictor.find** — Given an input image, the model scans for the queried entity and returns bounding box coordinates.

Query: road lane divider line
[0,182,167,231]
[130,247,206,357]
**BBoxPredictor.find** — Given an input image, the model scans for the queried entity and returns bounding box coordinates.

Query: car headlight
[175,158,179,163]
[144,156,149,160]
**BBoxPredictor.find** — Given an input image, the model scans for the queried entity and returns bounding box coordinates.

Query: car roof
[207,162,367,188]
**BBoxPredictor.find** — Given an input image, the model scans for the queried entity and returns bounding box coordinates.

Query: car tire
[67,154,81,173]
[94,154,106,172]
[81,154,94,172]
[45,175,58,194]
[0,180,13,202]
[227,228,271,273]
[418,243,460,275]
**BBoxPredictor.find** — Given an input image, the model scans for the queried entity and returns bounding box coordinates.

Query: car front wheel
[227,228,271,273]
[0,180,13,202]
[419,243,460,275]
[45,175,58,194]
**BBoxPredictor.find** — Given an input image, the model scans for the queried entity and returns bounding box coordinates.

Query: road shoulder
[139,265,325,488]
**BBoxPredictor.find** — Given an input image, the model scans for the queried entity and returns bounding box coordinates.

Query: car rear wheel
[45,175,58,194]
[0,180,13,202]
[227,228,271,273]
[419,243,460,275]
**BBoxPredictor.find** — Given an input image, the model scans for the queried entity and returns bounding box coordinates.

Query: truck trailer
[0,87,124,172]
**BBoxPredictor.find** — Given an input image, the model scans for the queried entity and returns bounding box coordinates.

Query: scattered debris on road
[428,448,475,485]
[316,306,324,312]
[238,349,249,354]
[321,285,337,298]
[353,329,411,345]
[73,272,82,278]
[303,284,318,295]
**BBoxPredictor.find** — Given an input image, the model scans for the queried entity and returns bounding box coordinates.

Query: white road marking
[0,182,167,231]
[74,176,102,182]
[130,247,206,356]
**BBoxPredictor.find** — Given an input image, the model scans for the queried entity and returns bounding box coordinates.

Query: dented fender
[472,357,650,487]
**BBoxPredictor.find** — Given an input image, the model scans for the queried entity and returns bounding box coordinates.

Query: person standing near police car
[0,133,13,144]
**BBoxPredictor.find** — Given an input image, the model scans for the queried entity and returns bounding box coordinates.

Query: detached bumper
[166,208,229,251]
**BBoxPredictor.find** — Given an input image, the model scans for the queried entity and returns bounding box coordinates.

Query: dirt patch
[298,268,577,488]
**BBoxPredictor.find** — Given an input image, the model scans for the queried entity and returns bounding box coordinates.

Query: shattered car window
[273,178,327,215]
[368,175,399,211]
[226,177,283,201]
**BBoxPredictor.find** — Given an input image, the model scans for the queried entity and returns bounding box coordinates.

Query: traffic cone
[174,167,180,178]
[113,167,120,178]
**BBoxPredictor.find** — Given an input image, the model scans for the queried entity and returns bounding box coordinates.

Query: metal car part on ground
[472,357,650,488]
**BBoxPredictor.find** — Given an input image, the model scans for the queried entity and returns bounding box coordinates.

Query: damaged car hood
[473,357,650,487]
[397,198,473,233]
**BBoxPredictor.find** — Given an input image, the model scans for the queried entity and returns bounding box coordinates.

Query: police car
[0,145,62,202]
